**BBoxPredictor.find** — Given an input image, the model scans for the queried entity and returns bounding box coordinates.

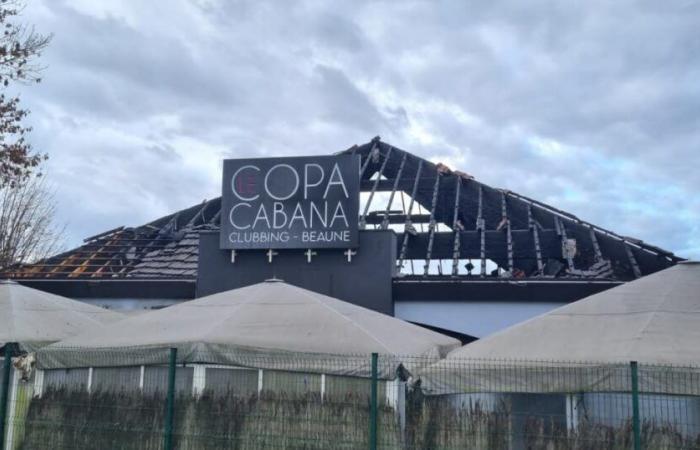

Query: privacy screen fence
[0,346,699,450]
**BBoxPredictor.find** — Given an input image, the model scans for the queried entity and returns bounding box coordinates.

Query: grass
[15,386,700,449]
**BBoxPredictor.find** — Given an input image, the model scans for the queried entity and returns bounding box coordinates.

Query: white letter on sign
[304,163,324,199]
[265,164,299,201]
[323,163,349,199]
[229,203,252,230]
[272,202,288,229]
[253,203,271,228]
[231,165,260,201]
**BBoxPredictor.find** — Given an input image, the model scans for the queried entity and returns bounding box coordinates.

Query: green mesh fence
[0,346,698,449]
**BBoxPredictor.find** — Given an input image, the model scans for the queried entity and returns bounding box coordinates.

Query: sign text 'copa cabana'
[220,155,360,249]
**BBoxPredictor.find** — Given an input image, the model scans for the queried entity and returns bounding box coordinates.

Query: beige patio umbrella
[420,261,700,395]
[1,280,124,351]
[38,279,461,378]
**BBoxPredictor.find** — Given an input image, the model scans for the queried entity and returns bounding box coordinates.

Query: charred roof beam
[477,185,486,277]
[360,146,393,229]
[359,140,379,180]
[497,191,514,274]
[589,226,604,263]
[528,204,544,274]
[624,243,642,278]
[397,160,423,270]
[423,171,442,276]
[451,177,463,276]
[381,152,407,230]
[554,216,575,271]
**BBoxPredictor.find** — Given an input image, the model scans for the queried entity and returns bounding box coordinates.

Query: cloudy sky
[17,0,700,257]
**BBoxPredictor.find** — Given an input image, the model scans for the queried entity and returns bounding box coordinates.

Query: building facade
[2,138,680,340]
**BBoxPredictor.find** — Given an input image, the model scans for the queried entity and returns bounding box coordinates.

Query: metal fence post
[163,347,177,450]
[0,343,14,450]
[630,361,641,450]
[369,352,378,450]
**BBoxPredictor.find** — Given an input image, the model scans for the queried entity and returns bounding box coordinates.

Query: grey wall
[16,279,195,299]
[80,298,182,311]
[196,230,396,314]
[395,301,564,338]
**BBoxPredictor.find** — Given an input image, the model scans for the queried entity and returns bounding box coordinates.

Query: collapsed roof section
[2,137,679,281]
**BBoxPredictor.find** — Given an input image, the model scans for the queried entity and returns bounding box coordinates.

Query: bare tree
[0,176,63,270]
[0,2,59,271]
[0,1,52,187]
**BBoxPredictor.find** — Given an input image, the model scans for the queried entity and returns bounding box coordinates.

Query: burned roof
[2,137,680,281]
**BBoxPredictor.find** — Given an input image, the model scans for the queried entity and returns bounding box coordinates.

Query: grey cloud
[38,5,239,119]
[312,65,385,131]
[17,0,700,258]
[311,13,367,53]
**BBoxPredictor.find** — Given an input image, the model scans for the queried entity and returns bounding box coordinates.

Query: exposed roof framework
[2,137,679,281]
